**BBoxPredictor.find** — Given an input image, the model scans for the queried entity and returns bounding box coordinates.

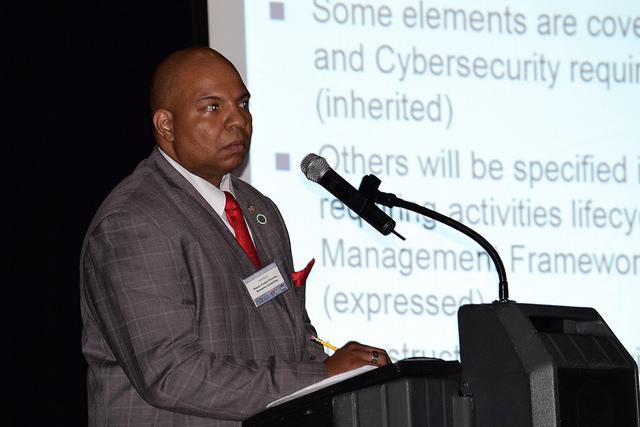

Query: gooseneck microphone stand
[358,174,511,302]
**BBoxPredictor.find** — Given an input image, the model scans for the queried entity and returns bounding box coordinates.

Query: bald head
[150,47,237,112]
[149,46,252,187]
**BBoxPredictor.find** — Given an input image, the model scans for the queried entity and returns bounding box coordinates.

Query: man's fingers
[325,342,393,376]
[351,345,391,366]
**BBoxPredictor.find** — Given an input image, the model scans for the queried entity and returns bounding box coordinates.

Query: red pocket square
[291,258,315,287]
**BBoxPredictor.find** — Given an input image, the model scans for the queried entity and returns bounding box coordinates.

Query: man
[80,47,390,426]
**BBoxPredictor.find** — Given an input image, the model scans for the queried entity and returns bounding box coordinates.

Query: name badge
[242,262,289,307]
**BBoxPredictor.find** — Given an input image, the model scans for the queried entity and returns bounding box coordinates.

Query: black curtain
[17,1,208,424]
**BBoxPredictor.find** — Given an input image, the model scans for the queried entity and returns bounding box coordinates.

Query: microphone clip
[358,175,405,240]
[358,175,399,208]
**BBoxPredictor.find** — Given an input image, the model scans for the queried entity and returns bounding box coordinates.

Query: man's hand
[323,341,391,376]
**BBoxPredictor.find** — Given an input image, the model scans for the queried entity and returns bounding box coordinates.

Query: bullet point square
[275,153,290,171]
[270,2,285,20]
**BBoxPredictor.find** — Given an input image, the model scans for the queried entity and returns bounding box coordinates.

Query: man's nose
[225,105,249,131]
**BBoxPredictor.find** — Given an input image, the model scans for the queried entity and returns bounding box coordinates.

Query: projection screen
[208,0,639,364]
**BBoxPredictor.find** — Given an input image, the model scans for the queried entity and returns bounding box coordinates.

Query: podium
[243,359,468,427]
[458,302,640,427]
[245,303,640,427]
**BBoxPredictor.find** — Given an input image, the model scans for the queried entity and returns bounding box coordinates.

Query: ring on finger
[371,351,379,365]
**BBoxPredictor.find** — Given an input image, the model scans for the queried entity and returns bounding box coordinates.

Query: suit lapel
[234,179,303,348]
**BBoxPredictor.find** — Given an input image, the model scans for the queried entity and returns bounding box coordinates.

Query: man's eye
[205,104,219,112]
[240,100,250,109]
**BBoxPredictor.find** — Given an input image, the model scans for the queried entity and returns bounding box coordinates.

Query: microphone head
[300,153,331,183]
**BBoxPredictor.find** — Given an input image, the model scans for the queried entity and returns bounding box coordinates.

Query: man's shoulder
[86,149,184,235]
[101,154,161,209]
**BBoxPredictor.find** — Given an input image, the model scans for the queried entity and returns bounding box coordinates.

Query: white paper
[266,364,378,408]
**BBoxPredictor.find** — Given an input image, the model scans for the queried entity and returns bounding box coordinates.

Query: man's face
[167,57,252,186]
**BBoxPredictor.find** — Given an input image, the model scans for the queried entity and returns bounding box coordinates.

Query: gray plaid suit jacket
[80,147,328,426]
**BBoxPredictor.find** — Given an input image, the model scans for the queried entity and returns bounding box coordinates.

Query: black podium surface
[243,359,466,427]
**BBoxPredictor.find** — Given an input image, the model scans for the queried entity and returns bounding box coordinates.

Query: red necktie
[224,191,262,268]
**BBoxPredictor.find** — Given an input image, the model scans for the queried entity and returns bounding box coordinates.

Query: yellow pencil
[311,336,338,351]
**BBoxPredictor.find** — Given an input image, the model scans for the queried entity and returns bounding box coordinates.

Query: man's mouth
[224,140,247,152]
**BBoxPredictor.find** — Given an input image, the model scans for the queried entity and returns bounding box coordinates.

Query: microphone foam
[300,153,331,183]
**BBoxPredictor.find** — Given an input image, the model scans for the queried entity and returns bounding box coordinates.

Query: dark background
[17,1,208,424]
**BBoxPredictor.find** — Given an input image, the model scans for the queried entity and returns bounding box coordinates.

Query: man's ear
[152,109,174,144]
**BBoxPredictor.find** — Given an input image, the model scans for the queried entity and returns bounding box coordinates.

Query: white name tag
[242,262,288,307]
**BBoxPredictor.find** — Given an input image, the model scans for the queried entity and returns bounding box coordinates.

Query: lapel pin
[256,214,267,224]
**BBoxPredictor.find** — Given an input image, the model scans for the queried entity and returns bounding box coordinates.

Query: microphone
[300,153,397,236]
